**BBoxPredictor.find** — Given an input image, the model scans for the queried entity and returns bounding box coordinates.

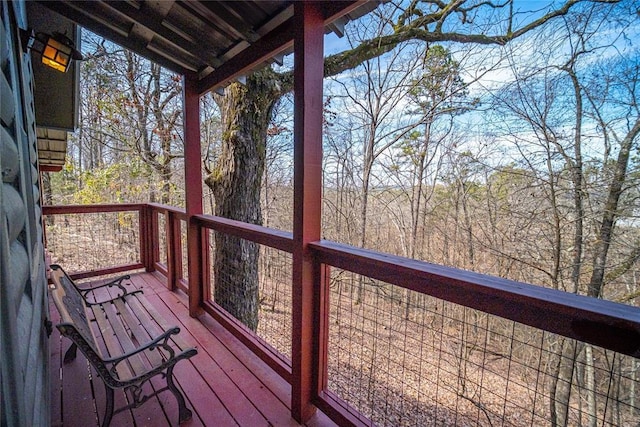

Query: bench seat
[49,264,197,426]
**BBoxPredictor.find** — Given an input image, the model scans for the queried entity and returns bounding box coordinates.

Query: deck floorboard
[49,272,338,427]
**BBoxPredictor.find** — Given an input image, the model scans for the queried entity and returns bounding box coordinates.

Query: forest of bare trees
[45,1,639,425]
[47,0,640,306]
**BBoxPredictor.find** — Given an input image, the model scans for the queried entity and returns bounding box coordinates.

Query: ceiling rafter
[196,17,294,94]
[181,1,257,43]
[196,1,370,95]
[105,1,223,68]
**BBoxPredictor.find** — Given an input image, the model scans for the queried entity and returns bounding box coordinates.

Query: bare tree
[488,4,638,424]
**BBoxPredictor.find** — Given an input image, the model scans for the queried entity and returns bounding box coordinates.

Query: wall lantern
[20,29,83,72]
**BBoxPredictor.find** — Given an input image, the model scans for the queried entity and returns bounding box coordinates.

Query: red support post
[138,206,146,269]
[183,74,204,317]
[139,205,155,272]
[166,211,180,290]
[150,207,160,271]
[291,2,325,422]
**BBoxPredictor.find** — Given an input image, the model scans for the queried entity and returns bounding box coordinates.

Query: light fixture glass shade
[41,36,71,72]
[20,28,81,73]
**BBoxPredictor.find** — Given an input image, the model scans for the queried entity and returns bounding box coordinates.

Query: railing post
[150,206,160,272]
[183,74,204,317]
[200,224,210,300]
[292,2,324,422]
[139,204,156,272]
[138,205,146,269]
[166,211,178,290]
[147,206,160,271]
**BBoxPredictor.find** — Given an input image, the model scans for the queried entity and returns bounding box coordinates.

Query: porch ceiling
[37,1,379,95]
[36,127,67,172]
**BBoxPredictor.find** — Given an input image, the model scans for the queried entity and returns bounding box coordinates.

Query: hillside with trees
[45,1,639,425]
[48,0,639,307]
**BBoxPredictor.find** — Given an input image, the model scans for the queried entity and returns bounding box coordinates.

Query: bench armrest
[104,326,197,384]
[115,346,198,387]
[77,275,143,305]
[105,326,181,364]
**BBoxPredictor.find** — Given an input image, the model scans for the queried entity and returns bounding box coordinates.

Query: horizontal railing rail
[309,240,640,358]
[194,214,293,253]
[147,203,187,217]
[43,203,145,214]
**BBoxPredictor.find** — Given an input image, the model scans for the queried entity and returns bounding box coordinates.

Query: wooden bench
[49,264,197,426]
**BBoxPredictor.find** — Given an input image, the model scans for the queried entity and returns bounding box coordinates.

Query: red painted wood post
[200,225,211,299]
[173,213,184,286]
[292,2,324,422]
[183,74,204,317]
[150,207,160,270]
[138,206,147,270]
[140,205,155,272]
[166,211,179,290]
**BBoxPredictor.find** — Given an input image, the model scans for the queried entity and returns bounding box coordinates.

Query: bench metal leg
[102,385,114,427]
[166,366,192,423]
[63,343,78,363]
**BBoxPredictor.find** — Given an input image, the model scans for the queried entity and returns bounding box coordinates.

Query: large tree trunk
[205,70,281,331]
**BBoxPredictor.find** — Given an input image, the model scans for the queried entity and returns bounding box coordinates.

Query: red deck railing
[43,204,147,279]
[146,203,189,292]
[43,204,640,427]
[195,213,295,380]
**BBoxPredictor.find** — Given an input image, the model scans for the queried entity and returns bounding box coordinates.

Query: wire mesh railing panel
[44,211,141,273]
[157,212,167,266]
[256,245,292,359]
[205,229,292,360]
[326,269,640,427]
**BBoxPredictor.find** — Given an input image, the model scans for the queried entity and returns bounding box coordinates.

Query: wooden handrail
[42,204,640,359]
[194,214,293,253]
[147,203,187,218]
[309,239,640,358]
[43,203,145,215]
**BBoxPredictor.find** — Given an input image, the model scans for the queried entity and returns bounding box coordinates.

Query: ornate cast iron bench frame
[49,264,197,426]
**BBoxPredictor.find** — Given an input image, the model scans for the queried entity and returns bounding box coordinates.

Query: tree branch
[276,0,605,95]
[606,242,640,285]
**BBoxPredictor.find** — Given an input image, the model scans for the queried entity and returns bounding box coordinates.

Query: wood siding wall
[1,0,49,425]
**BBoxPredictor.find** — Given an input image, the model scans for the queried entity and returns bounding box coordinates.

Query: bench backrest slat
[50,268,99,354]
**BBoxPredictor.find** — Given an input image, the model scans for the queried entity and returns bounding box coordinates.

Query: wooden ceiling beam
[317,1,372,26]
[105,1,222,68]
[196,1,363,95]
[182,1,257,43]
[196,17,293,95]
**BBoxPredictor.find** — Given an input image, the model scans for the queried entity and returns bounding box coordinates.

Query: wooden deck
[49,272,337,427]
